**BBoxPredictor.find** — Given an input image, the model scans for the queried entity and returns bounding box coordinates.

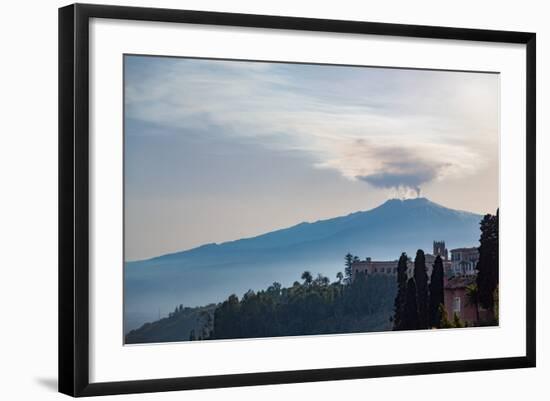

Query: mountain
[125,197,483,332]
[126,304,216,344]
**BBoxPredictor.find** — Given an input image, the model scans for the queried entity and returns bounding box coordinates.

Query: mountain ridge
[124,197,486,332]
[131,197,480,264]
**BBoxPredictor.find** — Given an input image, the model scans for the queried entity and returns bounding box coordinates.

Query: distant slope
[126,304,216,344]
[125,198,483,332]
[125,274,396,344]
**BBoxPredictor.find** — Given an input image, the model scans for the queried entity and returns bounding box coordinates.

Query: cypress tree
[344,253,354,283]
[414,249,429,329]
[429,255,444,328]
[476,210,499,312]
[402,279,419,330]
[393,253,409,330]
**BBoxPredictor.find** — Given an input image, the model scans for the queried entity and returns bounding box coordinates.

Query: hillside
[126,274,396,344]
[126,304,216,344]
[125,197,483,332]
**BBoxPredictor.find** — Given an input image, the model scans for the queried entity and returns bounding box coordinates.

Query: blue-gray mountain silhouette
[125,197,483,332]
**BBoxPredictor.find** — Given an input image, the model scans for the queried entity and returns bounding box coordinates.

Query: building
[350,241,477,283]
[443,275,493,326]
[449,247,479,277]
[350,240,451,280]
[433,240,449,260]
[443,275,478,325]
[348,240,484,326]
[350,257,405,277]
[349,240,485,326]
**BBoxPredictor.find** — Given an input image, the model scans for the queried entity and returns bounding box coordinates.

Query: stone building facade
[349,240,485,326]
[350,240,452,280]
[443,275,478,325]
[449,247,479,277]
[350,257,407,278]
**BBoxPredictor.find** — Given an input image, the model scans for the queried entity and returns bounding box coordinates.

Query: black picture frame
[59,3,536,397]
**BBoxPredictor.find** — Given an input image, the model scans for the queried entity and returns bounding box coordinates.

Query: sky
[124,55,499,261]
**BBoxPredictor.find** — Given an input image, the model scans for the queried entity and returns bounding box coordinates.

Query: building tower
[433,240,448,261]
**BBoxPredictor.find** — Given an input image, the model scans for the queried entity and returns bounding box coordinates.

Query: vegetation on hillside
[125,261,397,343]
[125,304,216,344]
[126,211,499,344]
[207,268,396,340]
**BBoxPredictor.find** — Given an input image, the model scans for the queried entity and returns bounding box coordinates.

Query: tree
[346,270,369,317]
[211,294,241,339]
[439,304,453,328]
[208,267,397,340]
[429,255,444,328]
[414,249,429,329]
[439,305,465,329]
[452,313,464,328]
[402,279,419,330]
[393,253,409,330]
[476,211,499,313]
[199,311,213,340]
[313,273,330,287]
[493,285,499,324]
[344,253,355,283]
[301,271,313,286]
[336,271,344,284]
[465,283,480,323]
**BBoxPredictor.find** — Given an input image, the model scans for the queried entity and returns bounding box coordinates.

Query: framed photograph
[58,3,536,397]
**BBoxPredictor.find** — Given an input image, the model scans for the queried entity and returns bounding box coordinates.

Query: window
[453,297,461,313]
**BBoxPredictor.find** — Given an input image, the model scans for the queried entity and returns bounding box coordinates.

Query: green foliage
[210,270,397,340]
[465,283,480,323]
[401,278,419,330]
[438,305,465,329]
[301,271,313,286]
[414,249,429,329]
[344,253,354,282]
[429,255,444,328]
[439,304,453,328]
[344,253,359,283]
[476,210,499,311]
[393,253,409,330]
[125,304,216,344]
[199,310,214,339]
[452,313,464,328]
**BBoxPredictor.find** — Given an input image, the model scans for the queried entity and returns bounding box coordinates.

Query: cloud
[358,169,436,195]
[124,56,497,195]
[316,138,479,197]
